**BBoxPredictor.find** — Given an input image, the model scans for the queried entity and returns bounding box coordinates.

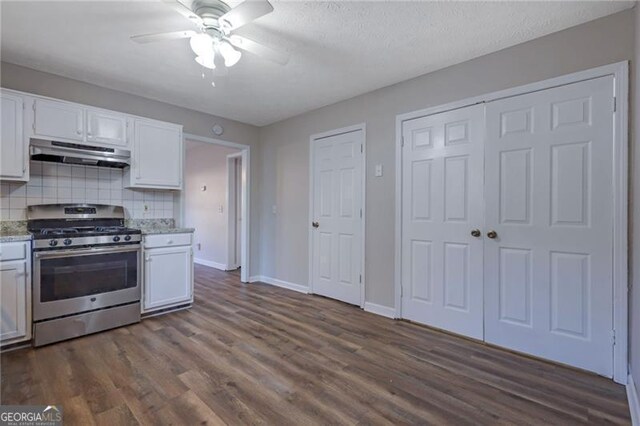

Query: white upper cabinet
[33,98,85,142]
[127,118,182,189]
[86,108,129,147]
[0,91,27,181]
[1,88,184,189]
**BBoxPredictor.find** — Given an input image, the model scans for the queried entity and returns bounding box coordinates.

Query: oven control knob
[113,236,121,242]
[124,235,132,241]
[49,239,58,247]
[63,239,72,246]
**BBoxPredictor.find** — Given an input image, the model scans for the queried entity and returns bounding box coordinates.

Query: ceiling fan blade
[163,0,203,26]
[219,0,273,31]
[228,35,289,65]
[130,30,196,44]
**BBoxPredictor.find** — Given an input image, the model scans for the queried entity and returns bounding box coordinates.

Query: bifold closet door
[483,76,615,377]
[401,104,484,340]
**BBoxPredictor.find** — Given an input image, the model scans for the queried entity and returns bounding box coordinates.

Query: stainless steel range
[28,204,141,346]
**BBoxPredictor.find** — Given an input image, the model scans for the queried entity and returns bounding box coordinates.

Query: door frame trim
[226,152,243,271]
[180,133,251,284]
[309,123,367,308]
[394,61,629,384]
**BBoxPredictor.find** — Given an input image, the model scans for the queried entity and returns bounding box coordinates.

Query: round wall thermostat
[212,124,224,136]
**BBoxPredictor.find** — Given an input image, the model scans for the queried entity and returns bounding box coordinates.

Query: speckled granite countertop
[125,219,195,235]
[139,227,195,235]
[0,221,32,243]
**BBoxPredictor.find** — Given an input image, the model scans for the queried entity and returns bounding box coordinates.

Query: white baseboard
[248,275,309,294]
[629,373,640,426]
[194,258,228,271]
[364,302,396,319]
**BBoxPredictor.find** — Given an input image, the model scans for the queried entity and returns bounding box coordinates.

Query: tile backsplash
[0,161,176,221]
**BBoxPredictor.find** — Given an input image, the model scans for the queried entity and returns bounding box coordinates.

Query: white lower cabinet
[142,233,193,313]
[0,242,31,345]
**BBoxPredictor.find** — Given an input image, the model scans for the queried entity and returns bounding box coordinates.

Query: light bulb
[195,56,215,70]
[218,40,241,67]
[190,33,213,58]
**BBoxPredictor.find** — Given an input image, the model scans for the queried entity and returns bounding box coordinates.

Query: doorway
[180,133,251,283]
[396,63,628,382]
[309,124,366,306]
[227,153,242,271]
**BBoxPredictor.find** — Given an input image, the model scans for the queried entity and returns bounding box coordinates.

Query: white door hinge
[360,208,362,219]
[360,144,363,153]
[359,275,362,283]
[611,329,616,346]
[401,136,405,147]
[613,96,617,113]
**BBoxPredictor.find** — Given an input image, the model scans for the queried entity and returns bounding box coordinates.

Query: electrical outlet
[144,204,149,211]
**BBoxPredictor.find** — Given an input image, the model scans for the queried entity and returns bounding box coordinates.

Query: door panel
[132,119,182,189]
[0,261,28,342]
[144,246,192,310]
[401,104,484,339]
[0,92,25,179]
[311,130,363,305]
[484,76,614,377]
[87,109,128,147]
[34,98,84,142]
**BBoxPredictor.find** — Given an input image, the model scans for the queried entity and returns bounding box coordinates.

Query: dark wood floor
[1,264,630,425]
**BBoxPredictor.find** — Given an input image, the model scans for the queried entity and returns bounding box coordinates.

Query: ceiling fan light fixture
[190,33,214,57]
[195,55,216,70]
[219,40,242,67]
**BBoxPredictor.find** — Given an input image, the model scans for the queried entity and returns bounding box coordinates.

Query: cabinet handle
[76,129,82,135]
[487,230,498,239]
[470,229,481,238]
[145,257,152,262]
[167,240,174,244]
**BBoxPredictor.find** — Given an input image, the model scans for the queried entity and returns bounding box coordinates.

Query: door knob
[312,221,319,228]
[487,230,498,239]
[470,229,481,238]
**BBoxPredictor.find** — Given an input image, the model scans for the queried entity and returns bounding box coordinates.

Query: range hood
[30,139,130,169]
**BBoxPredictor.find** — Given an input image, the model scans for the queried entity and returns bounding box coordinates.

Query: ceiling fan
[131,0,289,74]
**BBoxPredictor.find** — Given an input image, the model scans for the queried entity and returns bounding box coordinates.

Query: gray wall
[0,62,263,277]
[258,10,635,308]
[631,3,640,394]
[184,142,241,267]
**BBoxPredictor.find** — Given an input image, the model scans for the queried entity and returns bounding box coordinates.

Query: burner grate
[40,228,80,236]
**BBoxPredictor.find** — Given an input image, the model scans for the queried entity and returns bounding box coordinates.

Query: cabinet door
[143,246,192,311]
[87,109,128,147]
[132,119,182,189]
[33,98,84,142]
[0,260,28,342]
[0,92,26,180]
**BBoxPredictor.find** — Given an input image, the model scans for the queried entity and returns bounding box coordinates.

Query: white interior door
[484,76,615,377]
[311,129,363,305]
[401,104,485,339]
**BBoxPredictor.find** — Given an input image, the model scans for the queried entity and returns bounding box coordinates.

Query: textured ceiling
[0,1,633,126]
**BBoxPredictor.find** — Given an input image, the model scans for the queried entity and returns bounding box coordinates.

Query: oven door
[33,245,141,321]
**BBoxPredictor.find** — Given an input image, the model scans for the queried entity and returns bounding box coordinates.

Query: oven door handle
[34,245,141,259]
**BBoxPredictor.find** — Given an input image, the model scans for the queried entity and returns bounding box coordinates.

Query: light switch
[272,205,277,214]
[375,164,383,177]
[218,205,224,213]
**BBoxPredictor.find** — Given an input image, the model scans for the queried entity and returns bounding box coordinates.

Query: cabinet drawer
[0,242,28,262]
[144,233,192,249]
